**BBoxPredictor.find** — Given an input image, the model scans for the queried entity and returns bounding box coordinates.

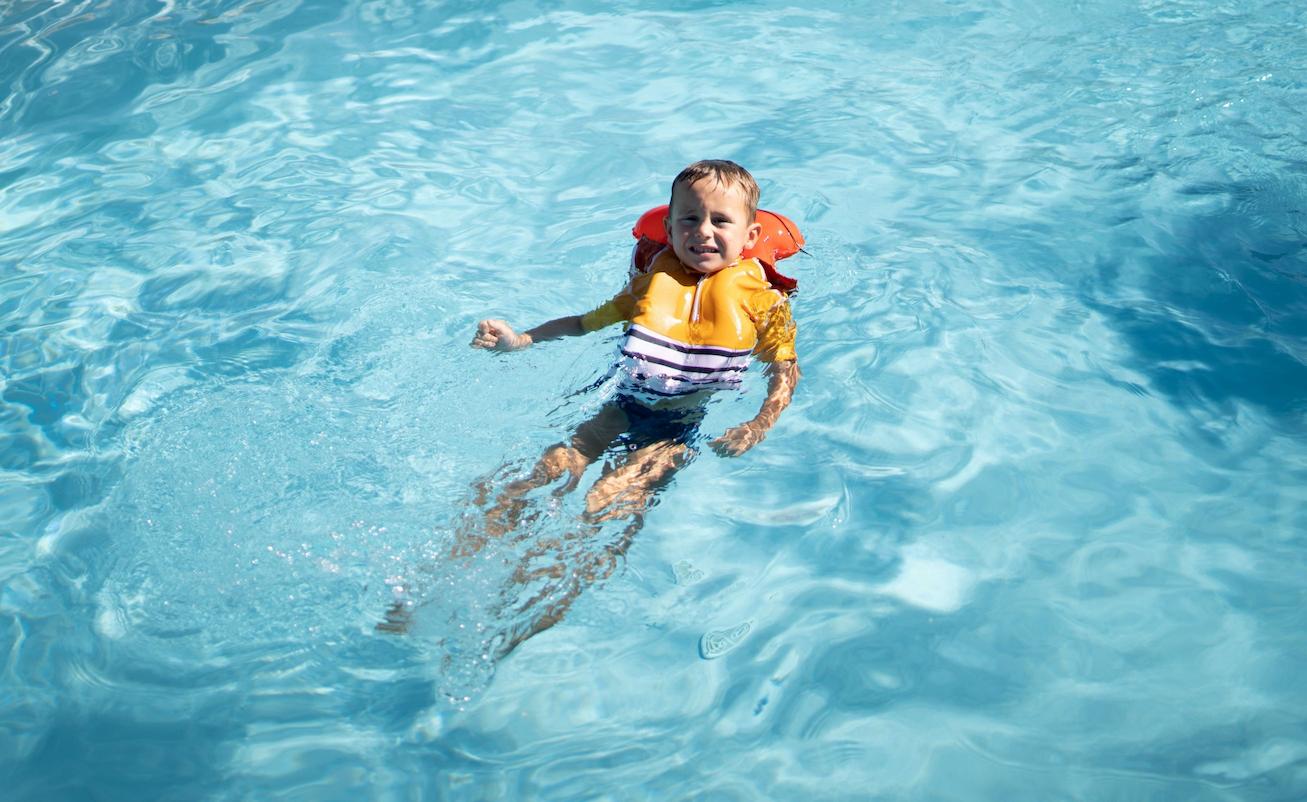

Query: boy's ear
[745,220,762,248]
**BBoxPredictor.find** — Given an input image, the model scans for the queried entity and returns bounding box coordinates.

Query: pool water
[3,0,1306,799]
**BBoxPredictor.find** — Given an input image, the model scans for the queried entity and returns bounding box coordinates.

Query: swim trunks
[613,395,705,452]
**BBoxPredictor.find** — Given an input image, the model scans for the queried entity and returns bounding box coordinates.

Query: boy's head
[665,160,762,275]
[668,160,760,221]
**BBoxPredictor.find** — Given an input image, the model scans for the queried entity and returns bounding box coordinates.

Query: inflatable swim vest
[630,205,803,293]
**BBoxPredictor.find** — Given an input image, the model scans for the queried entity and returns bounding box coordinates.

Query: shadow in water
[1092,181,1307,435]
[6,707,236,802]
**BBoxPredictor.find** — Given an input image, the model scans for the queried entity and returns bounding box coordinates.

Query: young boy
[472,160,800,528]
[379,161,799,645]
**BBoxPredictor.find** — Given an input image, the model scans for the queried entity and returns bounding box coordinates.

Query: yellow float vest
[581,249,796,399]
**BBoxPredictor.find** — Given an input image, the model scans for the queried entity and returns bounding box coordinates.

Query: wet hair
[669,160,760,221]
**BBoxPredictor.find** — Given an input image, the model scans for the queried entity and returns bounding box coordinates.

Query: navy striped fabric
[614,324,751,399]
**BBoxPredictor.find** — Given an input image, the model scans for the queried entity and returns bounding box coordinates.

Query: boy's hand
[472,319,529,351]
[710,422,766,457]
[712,360,798,458]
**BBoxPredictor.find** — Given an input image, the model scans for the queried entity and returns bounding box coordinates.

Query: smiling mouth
[690,245,719,255]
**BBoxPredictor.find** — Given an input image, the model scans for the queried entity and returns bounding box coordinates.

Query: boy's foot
[376,602,412,634]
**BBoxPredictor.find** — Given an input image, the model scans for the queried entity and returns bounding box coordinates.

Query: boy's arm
[476,276,637,351]
[472,315,585,351]
[710,359,800,457]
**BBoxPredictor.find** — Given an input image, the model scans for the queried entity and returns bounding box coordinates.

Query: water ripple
[4,0,1307,799]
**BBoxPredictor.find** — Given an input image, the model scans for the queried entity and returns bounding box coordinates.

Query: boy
[473,160,800,528]
[380,161,799,645]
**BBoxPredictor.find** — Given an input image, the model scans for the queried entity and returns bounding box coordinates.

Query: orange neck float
[630,205,804,293]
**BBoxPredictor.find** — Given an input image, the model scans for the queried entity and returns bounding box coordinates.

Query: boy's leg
[583,439,692,523]
[496,438,692,653]
[479,402,629,540]
[510,437,692,581]
[377,403,631,635]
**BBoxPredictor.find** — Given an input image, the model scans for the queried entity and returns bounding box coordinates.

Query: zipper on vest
[690,273,705,323]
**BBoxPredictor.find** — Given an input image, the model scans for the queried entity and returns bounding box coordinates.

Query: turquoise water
[3,0,1306,799]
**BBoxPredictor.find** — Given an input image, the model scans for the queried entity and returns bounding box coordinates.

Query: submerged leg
[583,440,692,523]
[376,403,629,634]
[478,402,629,541]
[497,439,693,654]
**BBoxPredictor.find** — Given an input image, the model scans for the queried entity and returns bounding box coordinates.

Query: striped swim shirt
[614,323,751,399]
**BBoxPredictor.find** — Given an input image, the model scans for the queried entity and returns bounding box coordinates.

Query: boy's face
[665,178,761,275]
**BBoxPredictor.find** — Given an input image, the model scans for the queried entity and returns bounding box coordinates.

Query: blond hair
[669,160,760,221]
